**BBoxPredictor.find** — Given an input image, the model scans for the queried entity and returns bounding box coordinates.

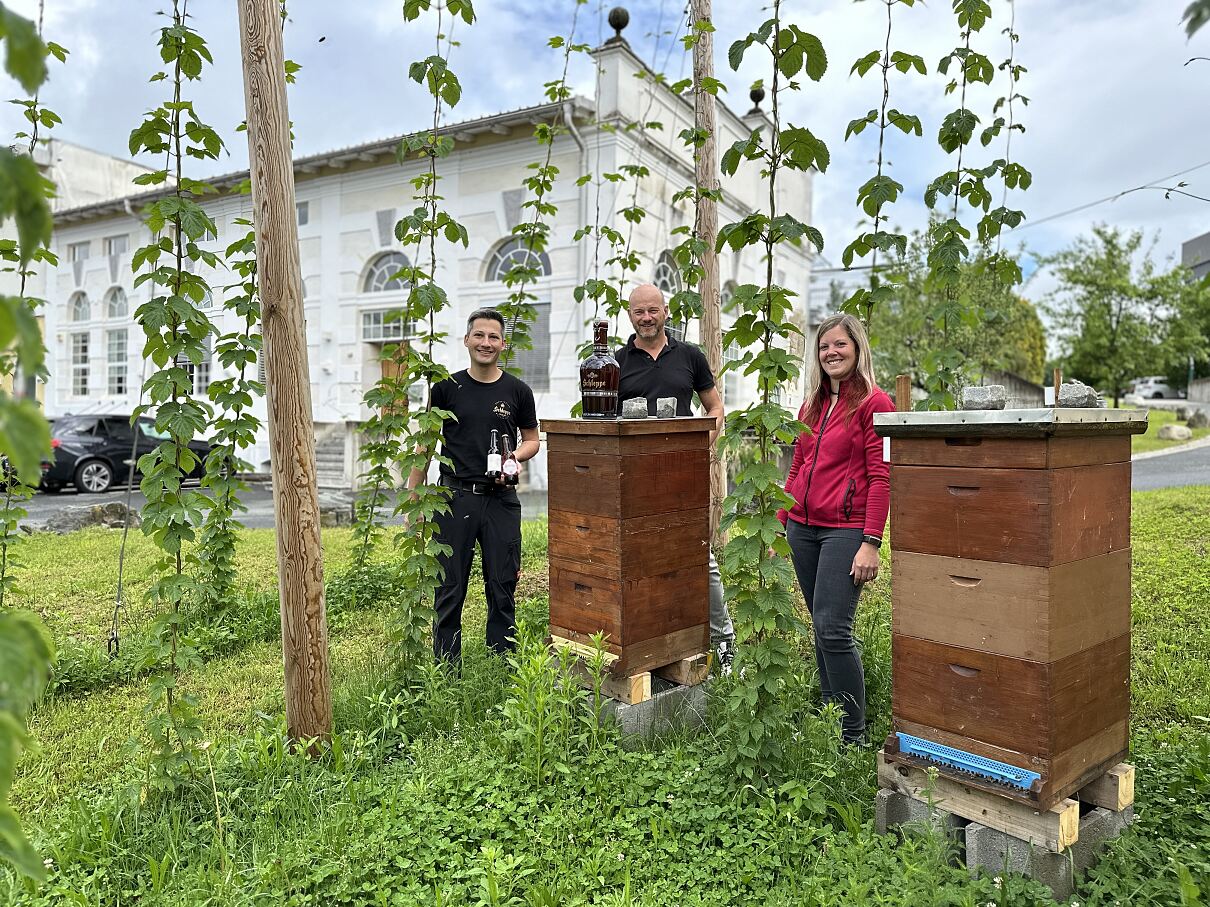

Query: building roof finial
[747,86,766,116]
[607,6,630,44]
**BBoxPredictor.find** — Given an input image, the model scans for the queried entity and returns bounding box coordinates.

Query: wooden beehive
[874,408,1147,810]
[543,417,713,677]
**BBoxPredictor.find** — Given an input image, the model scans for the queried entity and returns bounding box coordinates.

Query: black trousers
[432,486,522,661]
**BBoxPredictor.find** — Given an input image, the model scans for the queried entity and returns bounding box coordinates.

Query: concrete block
[965,806,1134,900]
[621,397,649,419]
[875,788,966,844]
[602,678,708,739]
[961,385,1007,410]
[656,397,678,419]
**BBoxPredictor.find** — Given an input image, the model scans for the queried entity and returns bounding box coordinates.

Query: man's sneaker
[717,640,735,677]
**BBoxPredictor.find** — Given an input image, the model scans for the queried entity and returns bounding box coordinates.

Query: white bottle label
[486,453,502,473]
[503,457,519,476]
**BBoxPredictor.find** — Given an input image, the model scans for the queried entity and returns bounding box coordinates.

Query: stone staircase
[314,423,349,488]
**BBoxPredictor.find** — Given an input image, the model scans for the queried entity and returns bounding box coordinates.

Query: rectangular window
[296,201,309,226]
[71,332,89,396]
[68,241,90,262]
[512,302,551,393]
[103,234,128,257]
[361,309,414,341]
[107,329,128,395]
[723,340,741,405]
[177,336,212,396]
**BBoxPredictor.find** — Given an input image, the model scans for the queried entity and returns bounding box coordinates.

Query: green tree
[869,231,1045,386]
[1042,225,1208,406]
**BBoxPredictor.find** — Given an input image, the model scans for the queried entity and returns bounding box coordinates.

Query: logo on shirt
[493,401,512,420]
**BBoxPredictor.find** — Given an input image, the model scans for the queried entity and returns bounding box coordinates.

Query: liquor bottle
[486,429,502,479]
[501,434,520,485]
[579,319,620,419]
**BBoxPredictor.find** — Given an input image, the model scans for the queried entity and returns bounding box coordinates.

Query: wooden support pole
[895,374,911,413]
[237,0,332,742]
[692,0,725,542]
[1053,367,1062,407]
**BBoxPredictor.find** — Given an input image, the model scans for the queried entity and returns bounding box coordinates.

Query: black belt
[440,476,503,495]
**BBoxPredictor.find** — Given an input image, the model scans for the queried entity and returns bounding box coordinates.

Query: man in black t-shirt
[616,283,736,672]
[406,309,540,661]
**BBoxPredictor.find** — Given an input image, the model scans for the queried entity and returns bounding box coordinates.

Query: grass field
[1127,406,1210,455]
[2,489,1209,905]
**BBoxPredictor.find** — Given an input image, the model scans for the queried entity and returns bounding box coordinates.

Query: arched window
[720,280,737,312]
[485,238,551,282]
[653,250,681,296]
[362,251,411,293]
[104,287,128,319]
[69,291,90,322]
[653,251,686,340]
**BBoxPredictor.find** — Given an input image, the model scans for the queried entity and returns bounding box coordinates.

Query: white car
[1131,376,1185,399]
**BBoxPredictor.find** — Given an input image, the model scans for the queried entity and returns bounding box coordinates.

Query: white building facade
[43,37,814,489]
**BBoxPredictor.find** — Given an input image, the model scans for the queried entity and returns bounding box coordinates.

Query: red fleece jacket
[776,385,894,536]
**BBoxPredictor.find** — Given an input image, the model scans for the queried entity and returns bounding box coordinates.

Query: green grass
[1128,407,1210,455]
[1,498,1207,905]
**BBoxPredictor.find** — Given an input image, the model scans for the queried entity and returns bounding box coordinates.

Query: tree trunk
[692,0,725,543]
[237,0,332,744]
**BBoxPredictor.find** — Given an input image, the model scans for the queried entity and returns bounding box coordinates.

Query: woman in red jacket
[777,313,894,744]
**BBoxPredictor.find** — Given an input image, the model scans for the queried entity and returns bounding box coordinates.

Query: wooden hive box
[544,417,713,677]
[874,408,1147,810]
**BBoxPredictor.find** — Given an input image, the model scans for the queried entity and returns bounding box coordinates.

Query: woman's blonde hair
[801,312,878,428]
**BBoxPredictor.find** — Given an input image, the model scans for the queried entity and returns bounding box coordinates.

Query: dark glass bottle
[580,320,620,419]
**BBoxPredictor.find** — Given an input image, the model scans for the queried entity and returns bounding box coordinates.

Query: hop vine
[126,0,225,790]
[717,3,828,785]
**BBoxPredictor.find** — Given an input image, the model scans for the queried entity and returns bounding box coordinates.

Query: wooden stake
[1053,367,1062,407]
[237,0,332,743]
[692,0,725,545]
[895,374,911,412]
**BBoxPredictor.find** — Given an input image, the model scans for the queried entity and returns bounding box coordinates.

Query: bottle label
[486,454,502,473]
[503,458,519,477]
[582,377,609,390]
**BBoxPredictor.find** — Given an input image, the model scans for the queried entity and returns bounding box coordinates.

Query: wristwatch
[862,534,883,548]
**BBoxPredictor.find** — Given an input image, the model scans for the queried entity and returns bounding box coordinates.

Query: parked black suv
[41,415,211,494]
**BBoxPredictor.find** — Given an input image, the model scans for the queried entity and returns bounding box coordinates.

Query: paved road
[1132,442,1210,491]
[19,483,550,529]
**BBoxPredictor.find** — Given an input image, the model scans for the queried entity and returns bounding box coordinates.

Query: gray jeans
[708,550,735,646]
[786,521,866,741]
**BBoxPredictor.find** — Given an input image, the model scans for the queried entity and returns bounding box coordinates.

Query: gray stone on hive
[621,397,649,420]
[1158,423,1193,441]
[875,788,967,846]
[656,397,678,419]
[1188,409,1210,429]
[960,385,1007,411]
[965,806,1133,901]
[1058,379,1102,408]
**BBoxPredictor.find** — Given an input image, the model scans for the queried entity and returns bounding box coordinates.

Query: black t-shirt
[429,370,538,482]
[615,333,716,416]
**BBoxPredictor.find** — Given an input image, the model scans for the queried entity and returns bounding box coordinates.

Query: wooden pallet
[549,635,710,705]
[877,752,1134,853]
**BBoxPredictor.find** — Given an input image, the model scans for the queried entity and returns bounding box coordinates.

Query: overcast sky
[3,0,1208,312]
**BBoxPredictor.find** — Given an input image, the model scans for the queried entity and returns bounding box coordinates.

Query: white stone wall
[42,42,814,488]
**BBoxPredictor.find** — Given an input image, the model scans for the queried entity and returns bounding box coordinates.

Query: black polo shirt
[615,332,716,416]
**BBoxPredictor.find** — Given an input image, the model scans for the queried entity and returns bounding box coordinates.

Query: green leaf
[850,49,881,77]
[0,6,47,94]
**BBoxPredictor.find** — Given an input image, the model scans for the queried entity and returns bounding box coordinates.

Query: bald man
[615,283,736,672]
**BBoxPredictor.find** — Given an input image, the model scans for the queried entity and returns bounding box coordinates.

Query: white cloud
[1,0,1207,311]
